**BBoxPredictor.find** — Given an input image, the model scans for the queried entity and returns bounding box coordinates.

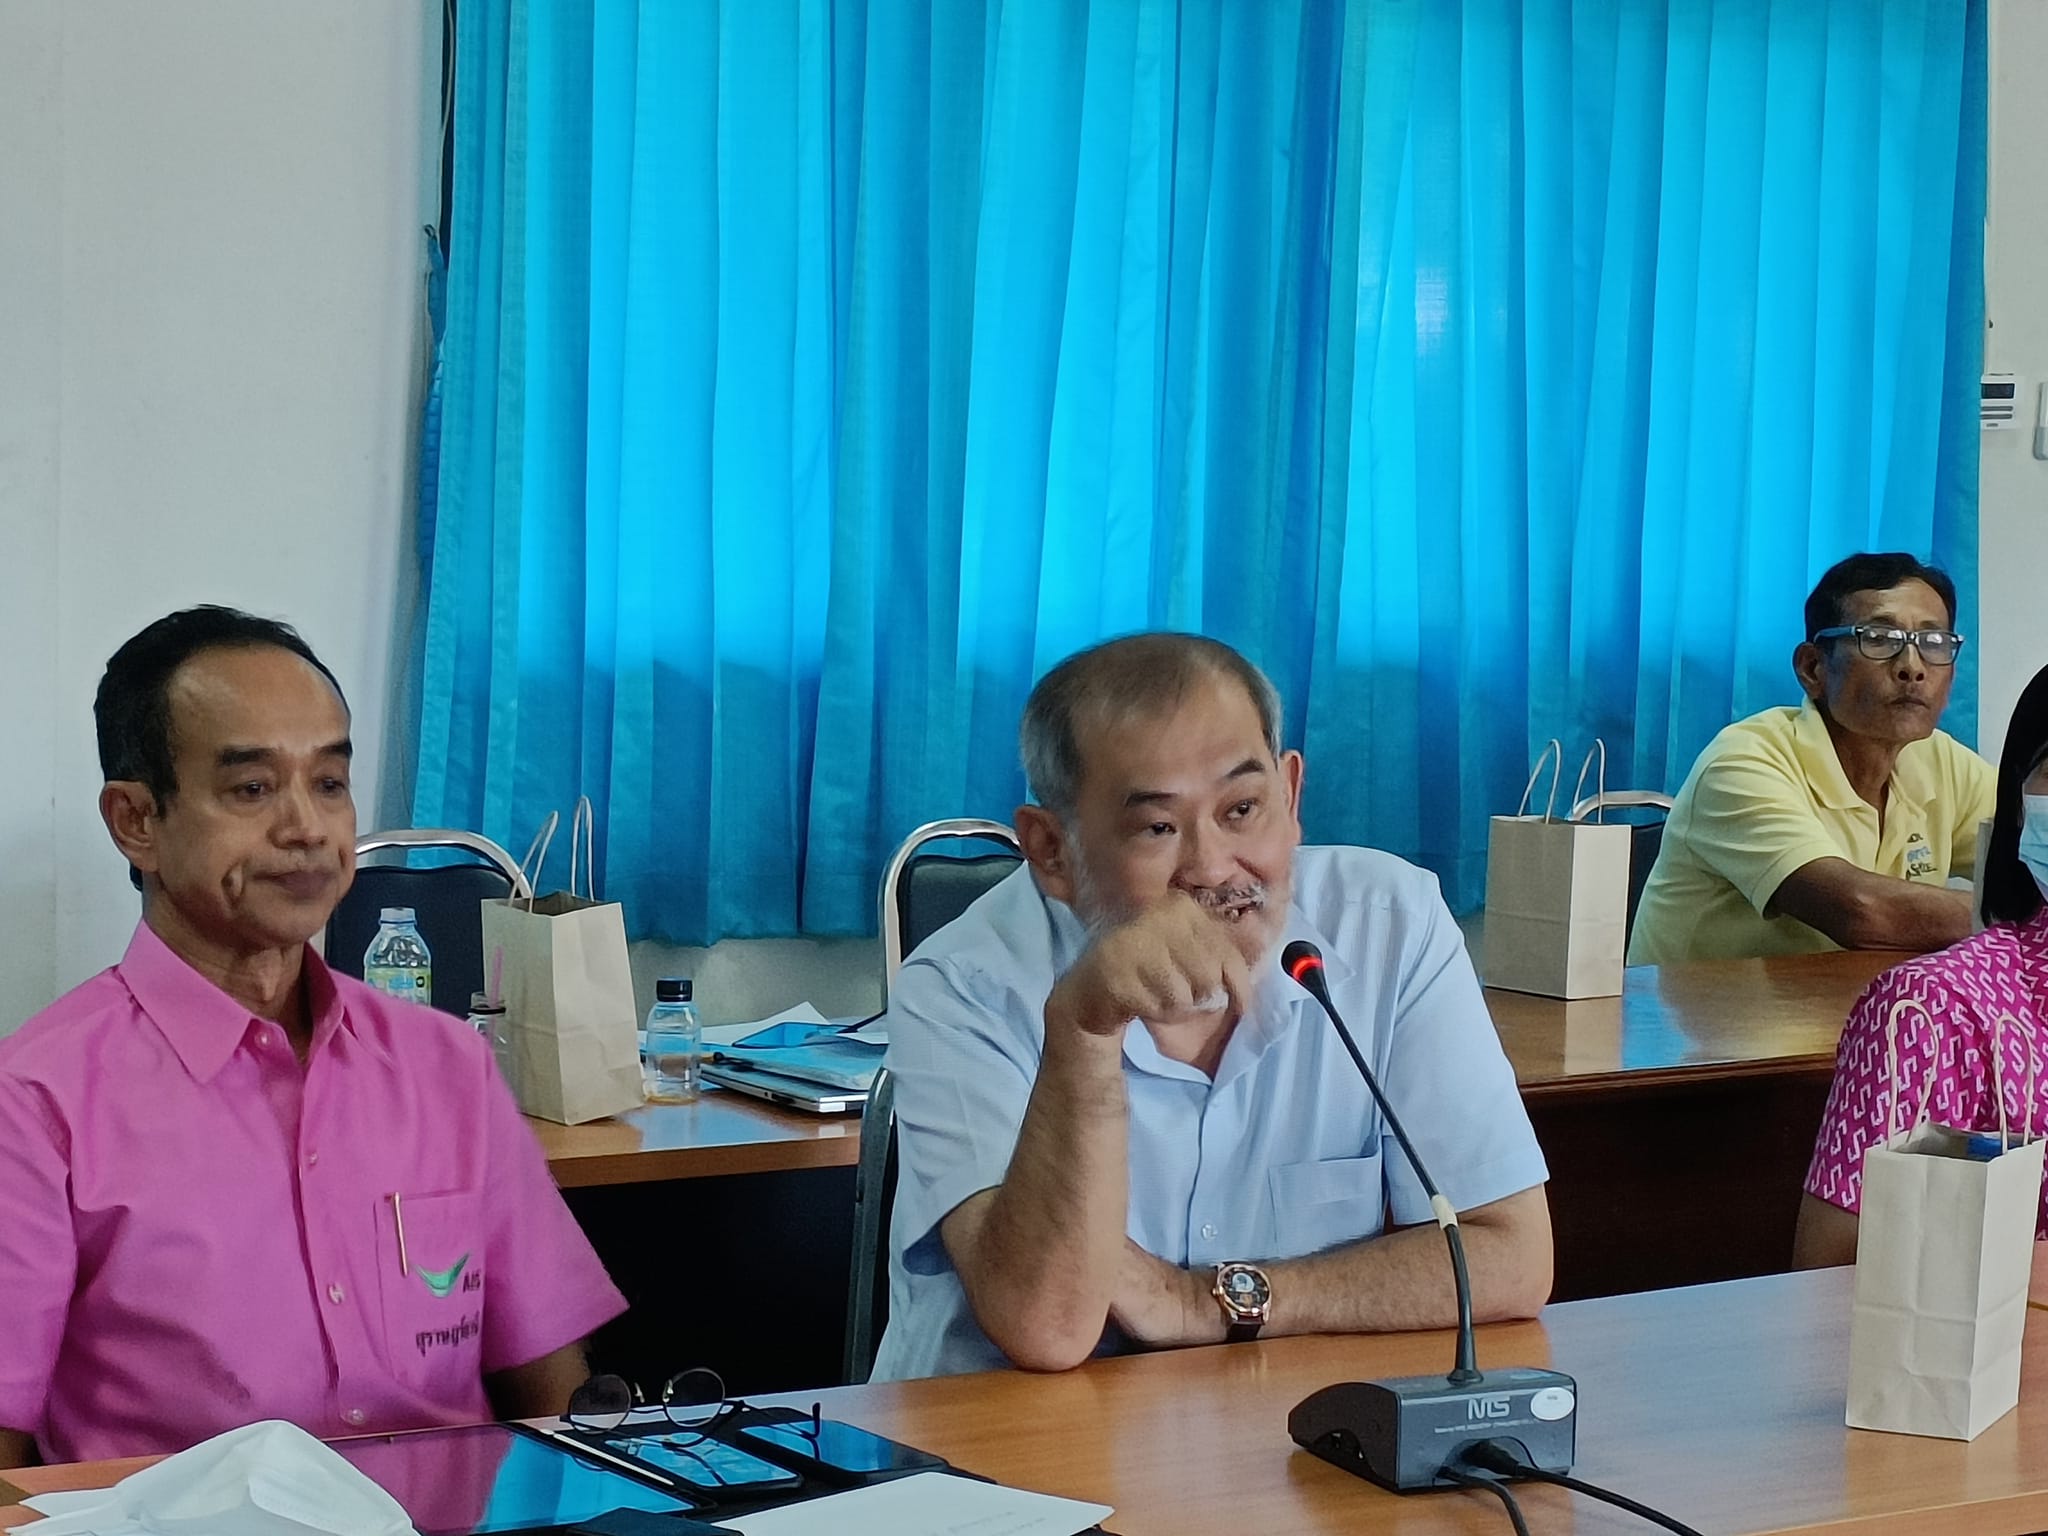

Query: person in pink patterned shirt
[1794,661,2048,1268]
[0,607,626,1468]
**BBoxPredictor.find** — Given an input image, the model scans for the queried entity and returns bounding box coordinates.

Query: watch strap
[1225,1319,1263,1344]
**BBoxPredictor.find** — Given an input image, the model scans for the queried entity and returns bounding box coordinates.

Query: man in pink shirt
[0,607,626,1468]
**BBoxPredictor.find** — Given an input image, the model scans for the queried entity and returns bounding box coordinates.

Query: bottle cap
[467,990,504,1015]
[656,978,693,1004]
[378,907,418,926]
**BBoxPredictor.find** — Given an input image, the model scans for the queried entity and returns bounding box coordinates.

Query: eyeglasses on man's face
[1811,624,1965,668]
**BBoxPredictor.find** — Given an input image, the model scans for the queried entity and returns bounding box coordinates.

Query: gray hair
[1020,633,1284,814]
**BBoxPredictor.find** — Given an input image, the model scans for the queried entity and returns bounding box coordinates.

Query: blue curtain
[418,0,1985,943]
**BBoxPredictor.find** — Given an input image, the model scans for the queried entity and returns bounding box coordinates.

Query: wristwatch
[1212,1261,1272,1343]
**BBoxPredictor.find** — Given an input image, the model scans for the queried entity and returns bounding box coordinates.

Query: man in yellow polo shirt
[1629,552,1995,966]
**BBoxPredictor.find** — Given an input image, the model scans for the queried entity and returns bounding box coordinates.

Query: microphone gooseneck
[1282,940,1481,1387]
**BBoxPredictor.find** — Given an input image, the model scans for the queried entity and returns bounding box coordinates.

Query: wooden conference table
[11,1250,2048,1536]
[1492,949,1898,1298]
[532,1089,863,1189]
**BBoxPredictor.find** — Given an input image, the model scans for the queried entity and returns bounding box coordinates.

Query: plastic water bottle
[644,978,701,1104]
[467,991,515,1089]
[464,991,503,1039]
[363,907,433,1006]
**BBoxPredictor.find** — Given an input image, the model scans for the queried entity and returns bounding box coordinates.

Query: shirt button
[344,1408,366,1426]
[1201,1223,1219,1241]
[256,1031,273,1048]
[328,1283,346,1305]
[306,1150,320,1168]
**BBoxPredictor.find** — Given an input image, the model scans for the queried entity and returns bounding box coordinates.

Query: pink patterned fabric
[1805,907,2048,1234]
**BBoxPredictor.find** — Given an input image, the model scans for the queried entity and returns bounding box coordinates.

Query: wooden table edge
[546,1133,861,1188]
[1516,1053,1839,1099]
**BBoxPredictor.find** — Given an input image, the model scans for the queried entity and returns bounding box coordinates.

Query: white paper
[13,1420,415,1536]
[722,1471,1110,1536]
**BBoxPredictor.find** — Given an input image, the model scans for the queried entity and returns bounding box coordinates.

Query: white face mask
[2019,794,2048,902]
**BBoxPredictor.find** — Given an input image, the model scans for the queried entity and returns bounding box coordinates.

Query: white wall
[0,2,436,1030]
[1980,0,2048,770]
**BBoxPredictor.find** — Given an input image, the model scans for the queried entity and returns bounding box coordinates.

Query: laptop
[701,1057,868,1114]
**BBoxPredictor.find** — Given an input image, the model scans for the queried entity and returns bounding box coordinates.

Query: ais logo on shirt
[1904,833,1939,881]
[418,1254,471,1299]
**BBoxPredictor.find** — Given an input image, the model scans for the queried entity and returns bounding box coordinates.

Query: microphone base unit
[1289,1366,1577,1493]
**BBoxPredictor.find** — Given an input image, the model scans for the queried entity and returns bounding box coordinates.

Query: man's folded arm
[1686,752,1972,951]
[938,1022,1131,1372]
[1110,1185,1552,1348]
[1767,857,1973,951]
[1265,1185,1553,1335]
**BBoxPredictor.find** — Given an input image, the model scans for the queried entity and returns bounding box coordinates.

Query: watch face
[1219,1264,1271,1315]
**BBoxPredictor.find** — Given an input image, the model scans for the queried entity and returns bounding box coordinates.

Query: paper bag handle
[2025,1026,2039,1145]
[1571,741,1609,824]
[516,811,561,912]
[1989,1025,2011,1151]
[569,795,598,900]
[1880,996,1945,1145]
[1986,1011,2037,1148]
[1515,740,1565,821]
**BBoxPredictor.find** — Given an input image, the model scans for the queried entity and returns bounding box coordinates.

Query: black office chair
[841,1065,898,1384]
[842,819,1023,1382]
[1570,790,1676,947]
[326,829,531,1016]
[879,817,1024,983]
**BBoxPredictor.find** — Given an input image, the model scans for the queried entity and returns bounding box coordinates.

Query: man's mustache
[1190,884,1266,912]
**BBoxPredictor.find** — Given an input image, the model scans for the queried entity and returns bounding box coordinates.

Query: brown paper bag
[479,801,646,1125]
[1846,999,2043,1440]
[1484,741,1631,999]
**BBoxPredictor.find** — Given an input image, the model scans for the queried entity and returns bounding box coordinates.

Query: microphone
[1280,940,1577,1493]
[1284,941,1482,1383]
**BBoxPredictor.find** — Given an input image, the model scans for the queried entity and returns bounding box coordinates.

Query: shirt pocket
[1268,1153,1384,1258]
[374,1190,485,1386]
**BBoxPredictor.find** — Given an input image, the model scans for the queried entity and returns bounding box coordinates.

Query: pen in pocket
[386,1192,410,1276]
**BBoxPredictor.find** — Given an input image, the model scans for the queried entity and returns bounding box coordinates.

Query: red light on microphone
[1286,953,1323,984]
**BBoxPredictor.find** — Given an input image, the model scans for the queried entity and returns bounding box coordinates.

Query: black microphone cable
[1461,1440,1706,1536]
[1437,1466,1533,1536]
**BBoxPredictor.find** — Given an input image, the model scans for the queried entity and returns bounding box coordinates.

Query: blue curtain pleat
[417,0,1985,941]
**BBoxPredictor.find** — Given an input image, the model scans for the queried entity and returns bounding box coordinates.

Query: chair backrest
[327,830,529,1016]
[1569,792,1675,946]
[879,819,1023,982]
[851,820,1019,1378]
[842,1065,898,1384]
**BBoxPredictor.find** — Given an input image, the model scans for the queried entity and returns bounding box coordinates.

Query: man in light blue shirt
[872,634,1552,1381]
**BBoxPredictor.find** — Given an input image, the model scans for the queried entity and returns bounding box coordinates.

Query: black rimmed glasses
[566,1367,741,1442]
[1811,623,1965,667]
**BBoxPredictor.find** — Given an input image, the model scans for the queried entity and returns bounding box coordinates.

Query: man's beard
[1071,850,1287,969]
